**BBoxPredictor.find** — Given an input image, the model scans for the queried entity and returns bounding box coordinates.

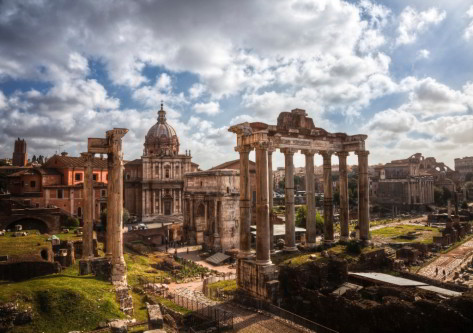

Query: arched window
[77,207,82,217]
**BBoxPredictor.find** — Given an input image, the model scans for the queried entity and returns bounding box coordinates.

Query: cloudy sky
[0,0,472,169]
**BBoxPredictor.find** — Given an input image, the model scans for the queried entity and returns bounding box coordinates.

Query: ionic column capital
[355,150,370,157]
[336,151,349,158]
[320,151,333,159]
[280,148,298,155]
[81,152,94,164]
[235,145,253,154]
[301,149,317,156]
[252,141,270,151]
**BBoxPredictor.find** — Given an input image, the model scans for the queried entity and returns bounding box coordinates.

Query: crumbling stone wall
[0,261,61,281]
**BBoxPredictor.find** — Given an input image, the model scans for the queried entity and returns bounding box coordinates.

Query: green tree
[295,205,324,234]
[278,178,285,191]
[100,208,130,226]
[333,188,340,206]
[66,216,79,228]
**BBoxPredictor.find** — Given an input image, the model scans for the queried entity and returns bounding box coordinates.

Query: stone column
[108,129,128,285]
[159,189,162,215]
[81,152,94,259]
[152,191,156,214]
[179,190,182,214]
[303,150,317,247]
[106,154,114,257]
[322,151,334,245]
[254,142,272,264]
[190,199,194,229]
[337,152,349,242]
[282,148,298,252]
[236,145,252,258]
[268,148,275,252]
[213,199,220,251]
[204,201,208,230]
[356,150,370,243]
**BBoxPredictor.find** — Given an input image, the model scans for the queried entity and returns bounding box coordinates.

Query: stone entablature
[229,108,370,302]
[183,169,240,252]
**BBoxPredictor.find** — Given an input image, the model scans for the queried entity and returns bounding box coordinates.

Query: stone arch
[5,217,49,234]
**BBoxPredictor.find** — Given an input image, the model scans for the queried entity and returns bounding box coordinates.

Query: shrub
[346,240,361,254]
[66,216,79,228]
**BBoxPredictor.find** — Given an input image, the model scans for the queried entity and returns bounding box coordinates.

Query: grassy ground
[207,279,237,293]
[0,229,83,259]
[0,263,124,333]
[371,224,442,244]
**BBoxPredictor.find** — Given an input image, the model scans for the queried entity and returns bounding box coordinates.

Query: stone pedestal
[236,258,279,303]
[147,304,163,330]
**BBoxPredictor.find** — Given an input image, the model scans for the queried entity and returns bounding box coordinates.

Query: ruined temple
[372,153,458,211]
[229,108,369,302]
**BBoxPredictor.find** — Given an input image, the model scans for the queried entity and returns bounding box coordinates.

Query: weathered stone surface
[147,303,163,329]
[109,319,128,333]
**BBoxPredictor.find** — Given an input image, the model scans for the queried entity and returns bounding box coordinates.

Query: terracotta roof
[44,155,108,169]
[209,159,256,171]
[125,159,142,166]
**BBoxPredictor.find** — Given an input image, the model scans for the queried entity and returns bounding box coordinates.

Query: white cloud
[396,6,446,46]
[193,101,220,116]
[188,83,206,99]
[464,5,473,40]
[417,49,430,59]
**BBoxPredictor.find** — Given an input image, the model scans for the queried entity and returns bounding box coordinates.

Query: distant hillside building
[124,104,199,221]
[372,153,436,211]
[12,138,28,167]
[5,152,109,220]
[455,156,473,180]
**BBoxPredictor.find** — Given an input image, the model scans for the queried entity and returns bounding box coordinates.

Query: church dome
[144,103,180,156]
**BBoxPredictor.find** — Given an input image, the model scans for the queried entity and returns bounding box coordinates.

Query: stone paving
[418,238,473,281]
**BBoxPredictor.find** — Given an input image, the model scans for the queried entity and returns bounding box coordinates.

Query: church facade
[124,104,199,220]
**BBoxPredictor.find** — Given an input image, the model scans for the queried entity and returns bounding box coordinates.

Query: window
[30,181,36,188]
[126,174,131,180]
[57,189,63,199]
[75,173,81,181]
[93,174,97,181]
[166,169,170,178]
[101,189,107,197]
[77,207,82,217]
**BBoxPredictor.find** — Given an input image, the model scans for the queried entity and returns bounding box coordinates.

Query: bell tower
[12,138,28,166]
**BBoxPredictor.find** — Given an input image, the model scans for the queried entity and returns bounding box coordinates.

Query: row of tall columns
[106,154,114,256]
[237,145,252,258]
[282,148,297,251]
[81,152,94,258]
[236,143,371,261]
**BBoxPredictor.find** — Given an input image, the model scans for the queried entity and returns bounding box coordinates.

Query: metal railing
[244,299,339,333]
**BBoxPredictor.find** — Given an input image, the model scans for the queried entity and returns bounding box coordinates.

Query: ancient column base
[79,259,92,275]
[283,246,298,253]
[305,242,317,249]
[323,240,334,247]
[111,260,127,286]
[256,258,272,265]
[237,258,279,303]
[237,250,254,259]
[116,286,134,316]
